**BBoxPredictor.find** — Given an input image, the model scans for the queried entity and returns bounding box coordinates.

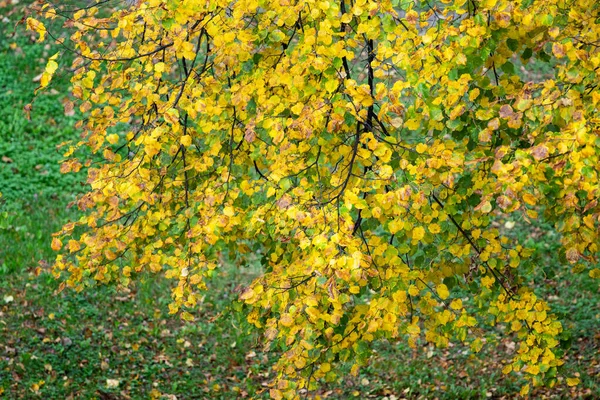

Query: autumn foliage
[29,0,599,397]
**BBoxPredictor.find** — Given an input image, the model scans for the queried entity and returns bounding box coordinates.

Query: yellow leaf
[26,18,46,42]
[412,226,425,241]
[481,275,495,288]
[436,283,449,300]
[379,164,393,179]
[566,377,580,386]
[45,53,59,74]
[164,108,180,126]
[181,135,192,147]
[51,238,62,251]
[478,201,492,213]
[106,134,119,145]
[40,53,59,88]
[239,288,255,301]
[223,206,235,217]
[511,321,522,332]
[408,285,419,296]
[405,118,421,131]
[522,193,536,206]
[406,323,420,335]
[526,364,540,375]
[552,42,566,58]
[280,314,294,327]
[428,223,441,234]
[181,311,195,321]
[526,209,538,219]
[325,79,338,93]
[450,299,462,310]
[40,73,52,88]
[478,129,492,143]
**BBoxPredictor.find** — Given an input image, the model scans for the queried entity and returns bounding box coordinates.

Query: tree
[29,0,599,397]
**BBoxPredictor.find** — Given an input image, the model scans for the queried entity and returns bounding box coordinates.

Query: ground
[0,1,598,398]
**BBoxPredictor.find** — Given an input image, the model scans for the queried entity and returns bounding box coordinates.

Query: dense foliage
[29,0,599,397]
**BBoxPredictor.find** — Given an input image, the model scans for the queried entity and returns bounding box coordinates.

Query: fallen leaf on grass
[567,377,580,386]
[23,103,32,120]
[106,378,119,388]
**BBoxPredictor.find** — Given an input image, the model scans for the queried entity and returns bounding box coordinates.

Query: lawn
[0,1,598,399]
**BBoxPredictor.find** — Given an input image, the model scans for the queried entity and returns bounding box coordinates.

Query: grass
[1,264,273,398]
[0,7,85,204]
[1,1,599,399]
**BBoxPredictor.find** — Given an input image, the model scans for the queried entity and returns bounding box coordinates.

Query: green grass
[0,1,598,399]
[0,0,84,273]
[0,264,273,398]
[0,9,85,203]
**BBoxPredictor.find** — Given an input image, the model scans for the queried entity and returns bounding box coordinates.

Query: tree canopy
[29,0,599,397]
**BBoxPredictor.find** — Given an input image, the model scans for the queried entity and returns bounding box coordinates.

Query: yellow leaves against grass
[26,18,46,42]
[37,0,600,396]
[40,53,59,89]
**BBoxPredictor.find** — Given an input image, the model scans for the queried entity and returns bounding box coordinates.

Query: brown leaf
[23,103,32,120]
[552,42,566,58]
[80,101,92,113]
[499,104,514,119]
[276,194,292,209]
[1,155,13,163]
[63,100,75,116]
[583,199,597,213]
[487,117,500,130]
[496,195,513,210]
[531,145,549,161]
[83,327,93,338]
[244,124,256,143]
[565,248,579,264]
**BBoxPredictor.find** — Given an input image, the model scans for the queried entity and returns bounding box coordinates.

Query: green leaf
[506,38,519,52]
